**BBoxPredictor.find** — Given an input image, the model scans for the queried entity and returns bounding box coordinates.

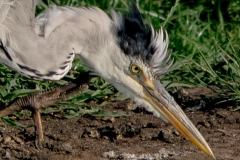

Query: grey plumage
[0,0,75,80]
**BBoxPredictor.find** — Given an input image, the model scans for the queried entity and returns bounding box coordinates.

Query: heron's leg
[0,82,77,117]
[0,83,77,148]
[0,82,88,148]
[35,82,89,148]
[34,108,43,149]
[28,96,43,149]
[0,72,90,117]
[0,72,90,148]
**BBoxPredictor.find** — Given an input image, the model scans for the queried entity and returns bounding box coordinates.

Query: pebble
[0,127,5,134]
[158,129,175,143]
[4,136,11,144]
[5,151,11,159]
[101,117,115,123]
[13,137,24,145]
[62,143,73,153]
[102,149,176,160]
[216,110,228,118]
[89,130,99,138]
[103,151,115,158]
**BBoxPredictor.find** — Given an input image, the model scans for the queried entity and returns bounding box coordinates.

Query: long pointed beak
[140,76,215,159]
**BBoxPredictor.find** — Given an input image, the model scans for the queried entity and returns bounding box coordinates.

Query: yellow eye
[130,64,142,74]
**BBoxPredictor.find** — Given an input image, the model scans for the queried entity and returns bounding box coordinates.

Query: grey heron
[0,0,215,159]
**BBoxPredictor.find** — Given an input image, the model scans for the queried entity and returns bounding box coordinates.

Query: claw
[35,139,41,150]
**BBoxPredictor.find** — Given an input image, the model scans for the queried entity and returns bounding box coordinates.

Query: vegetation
[0,0,240,125]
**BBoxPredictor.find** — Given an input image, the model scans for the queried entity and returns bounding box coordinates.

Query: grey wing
[0,0,14,24]
[0,1,74,81]
[0,0,16,68]
[0,0,33,76]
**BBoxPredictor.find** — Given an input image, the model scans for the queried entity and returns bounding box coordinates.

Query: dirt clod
[158,129,180,143]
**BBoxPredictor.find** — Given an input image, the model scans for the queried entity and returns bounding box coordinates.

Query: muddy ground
[0,87,239,160]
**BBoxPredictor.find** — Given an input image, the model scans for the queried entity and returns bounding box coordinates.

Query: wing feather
[0,0,15,24]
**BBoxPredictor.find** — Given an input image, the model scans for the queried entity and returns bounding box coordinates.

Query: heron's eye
[130,64,142,74]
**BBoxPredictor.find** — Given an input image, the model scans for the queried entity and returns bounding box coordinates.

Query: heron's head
[79,4,215,159]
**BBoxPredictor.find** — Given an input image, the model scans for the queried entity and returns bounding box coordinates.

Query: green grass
[1,0,240,124]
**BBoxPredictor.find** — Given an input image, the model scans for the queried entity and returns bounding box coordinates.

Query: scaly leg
[0,72,89,148]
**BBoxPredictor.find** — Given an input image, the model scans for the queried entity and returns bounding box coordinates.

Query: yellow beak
[140,74,215,159]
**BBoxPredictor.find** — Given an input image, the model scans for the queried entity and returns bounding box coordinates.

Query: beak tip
[209,151,216,160]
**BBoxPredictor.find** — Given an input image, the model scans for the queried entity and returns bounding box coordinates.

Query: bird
[0,0,215,159]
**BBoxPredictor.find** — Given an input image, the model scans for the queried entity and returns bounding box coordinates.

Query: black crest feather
[114,3,156,62]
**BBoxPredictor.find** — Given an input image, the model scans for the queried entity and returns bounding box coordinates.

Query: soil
[0,87,240,160]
